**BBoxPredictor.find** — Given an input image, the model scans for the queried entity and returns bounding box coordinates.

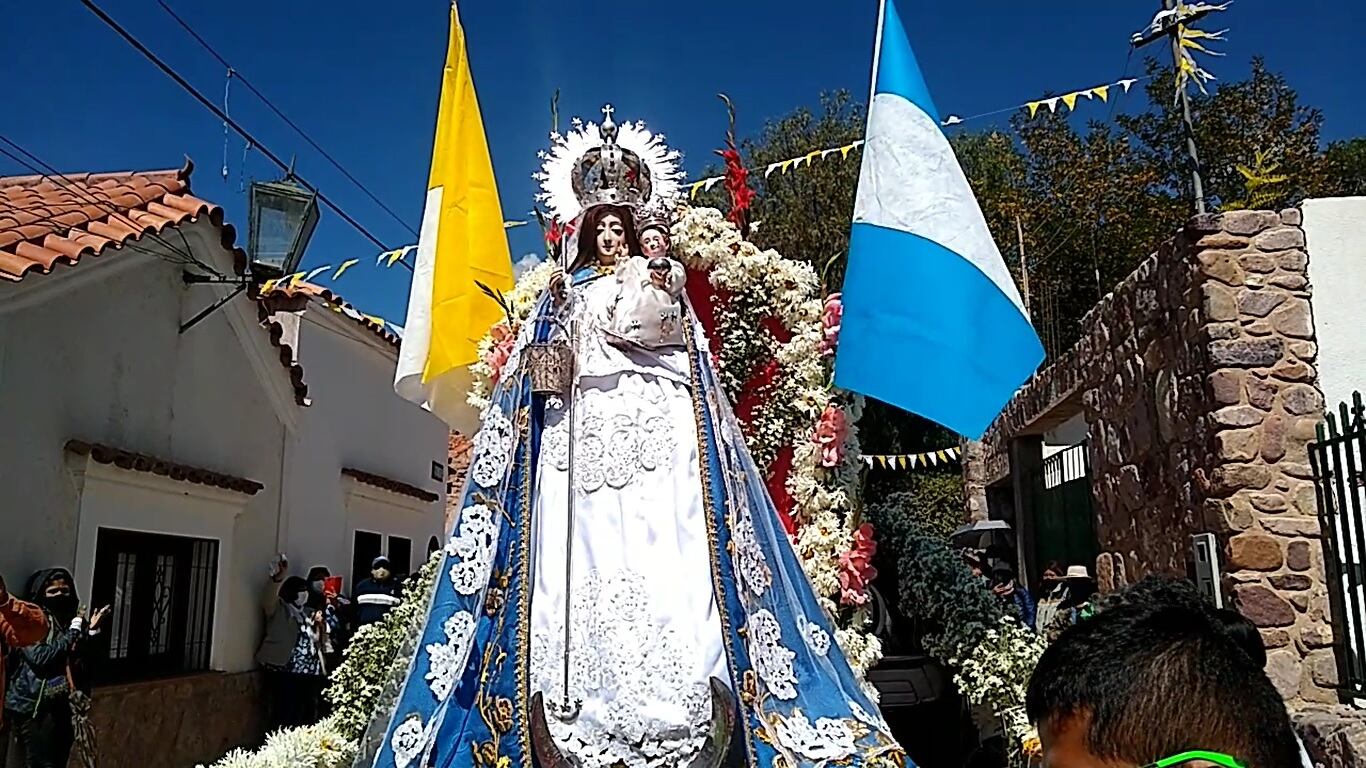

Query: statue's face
[640,227,670,259]
[595,213,627,265]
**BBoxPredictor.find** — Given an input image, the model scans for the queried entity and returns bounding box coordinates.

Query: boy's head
[1026,601,1298,768]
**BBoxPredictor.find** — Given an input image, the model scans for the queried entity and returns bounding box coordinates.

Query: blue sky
[3,0,1362,322]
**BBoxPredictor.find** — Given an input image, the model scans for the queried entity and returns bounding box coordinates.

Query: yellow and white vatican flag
[396,1,512,434]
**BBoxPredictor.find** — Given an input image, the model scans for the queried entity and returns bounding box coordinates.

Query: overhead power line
[77,0,414,271]
[154,0,420,240]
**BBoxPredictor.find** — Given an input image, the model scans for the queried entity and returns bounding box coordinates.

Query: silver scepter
[549,257,582,724]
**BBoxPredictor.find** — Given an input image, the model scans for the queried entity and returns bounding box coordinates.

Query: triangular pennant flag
[362,314,385,328]
[821,148,838,159]
[303,265,331,283]
[1061,92,1080,111]
[1027,101,1043,118]
[948,446,960,460]
[286,271,306,288]
[780,159,795,174]
[1043,97,1060,113]
[1118,78,1138,93]
[805,150,822,165]
[332,259,359,280]
[502,220,528,229]
[690,181,705,200]
[840,144,857,160]
[1080,89,1096,100]
[894,456,904,469]
[259,278,279,295]
[927,451,939,466]
[937,450,948,463]
[704,177,722,191]
[766,163,782,178]
[941,115,963,126]
[877,456,888,468]
[1092,85,1110,102]
[862,455,873,467]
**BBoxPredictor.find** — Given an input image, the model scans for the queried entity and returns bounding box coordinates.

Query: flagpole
[866,0,887,114]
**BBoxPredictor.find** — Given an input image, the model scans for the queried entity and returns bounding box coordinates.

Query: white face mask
[311,580,325,592]
[293,593,309,607]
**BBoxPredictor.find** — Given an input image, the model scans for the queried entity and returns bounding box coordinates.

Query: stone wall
[966,209,1335,702]
[90,672,264,768]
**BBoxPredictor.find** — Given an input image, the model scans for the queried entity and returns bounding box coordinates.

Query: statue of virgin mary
[362,108,906,768]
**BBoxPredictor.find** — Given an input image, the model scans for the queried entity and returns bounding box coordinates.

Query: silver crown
[636,201,673,234]
[569,105,652,210]
[538,105,682,224]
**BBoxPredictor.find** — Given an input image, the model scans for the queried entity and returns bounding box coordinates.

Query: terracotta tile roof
[341,467,439,503]
[0,163,227,282]
[66,439,264,496]
[262,281,400,348]
[0,162,309,406]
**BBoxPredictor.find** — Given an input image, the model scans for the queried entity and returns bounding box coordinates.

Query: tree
[1318,138,1366,197]
[1119,58,1326,211]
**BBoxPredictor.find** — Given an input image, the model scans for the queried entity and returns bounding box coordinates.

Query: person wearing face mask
[257,570,328,730]
[305,566,349,672]
[353,556,403,628]
[4,569,107,768]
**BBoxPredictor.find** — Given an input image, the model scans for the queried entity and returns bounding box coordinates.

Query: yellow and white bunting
[861,446,962,470]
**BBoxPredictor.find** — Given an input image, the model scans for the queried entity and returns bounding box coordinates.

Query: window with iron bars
[90,528,218,683]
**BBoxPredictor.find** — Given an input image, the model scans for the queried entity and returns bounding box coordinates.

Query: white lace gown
[529,272,730,768]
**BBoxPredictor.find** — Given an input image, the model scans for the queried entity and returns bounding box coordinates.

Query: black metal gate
[1309,391,1366,701]
[1029,442,1099,579]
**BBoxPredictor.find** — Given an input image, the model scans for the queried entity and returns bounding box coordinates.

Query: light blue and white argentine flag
[834,0,1044,439]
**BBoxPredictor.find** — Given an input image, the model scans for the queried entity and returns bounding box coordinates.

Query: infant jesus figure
[604,209,687,350]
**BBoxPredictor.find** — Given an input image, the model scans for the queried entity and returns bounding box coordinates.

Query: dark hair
[1214,608,1267,668]
[1094,575,1210,615]
[991,565,1015,585]
[278,576,310,603]
[307,566,330,582]
[1026,603,1299,768]
[571,204,640,272]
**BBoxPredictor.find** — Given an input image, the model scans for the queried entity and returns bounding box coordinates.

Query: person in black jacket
[352,556,403,628]
[4,569,107,768]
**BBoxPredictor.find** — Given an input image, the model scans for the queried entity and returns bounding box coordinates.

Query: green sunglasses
[1142,751,1246,768]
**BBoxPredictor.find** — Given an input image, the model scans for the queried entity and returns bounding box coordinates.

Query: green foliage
[1319,138,1366,197]
[1225,149,1291,210]
[865,472,965,542]
[1118,58,1325,211]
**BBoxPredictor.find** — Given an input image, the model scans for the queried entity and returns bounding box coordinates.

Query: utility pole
[1132,0,1209,214]
[1015,215,1031,317]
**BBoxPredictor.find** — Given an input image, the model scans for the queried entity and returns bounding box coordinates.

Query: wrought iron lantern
[247,176,319,279]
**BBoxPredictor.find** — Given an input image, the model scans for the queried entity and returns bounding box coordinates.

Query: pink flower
[820,293,842,356]
[839,523,879,607]
[813,404,848,468]
[484,324,516,385]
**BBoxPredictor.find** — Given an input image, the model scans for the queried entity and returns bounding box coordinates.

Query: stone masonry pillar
[1195,208,1335,704]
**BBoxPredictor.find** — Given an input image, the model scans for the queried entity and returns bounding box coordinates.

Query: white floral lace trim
[471,405,516,488]
[797,615,831,657]
[541,393,675,493]
[425,611,478,701]
[747,609,798,701]
[849,700,889,732]
[390,713,428,768]
[446,502,498,595]
[730,499,772,597]
[774,710,858,762]
[530,569,712,768]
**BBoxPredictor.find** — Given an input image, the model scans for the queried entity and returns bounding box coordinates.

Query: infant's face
[640,228,670,258]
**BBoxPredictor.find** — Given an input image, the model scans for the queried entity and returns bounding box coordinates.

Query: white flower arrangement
[672,206,877,676]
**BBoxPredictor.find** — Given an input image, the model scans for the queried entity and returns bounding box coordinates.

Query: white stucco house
[0,164,447,766]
